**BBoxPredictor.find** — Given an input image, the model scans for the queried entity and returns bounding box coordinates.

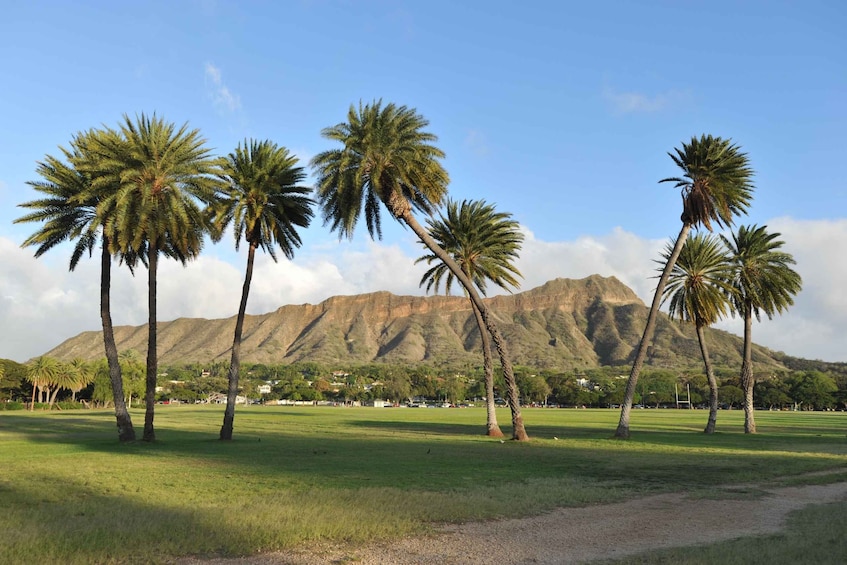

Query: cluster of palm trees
[23,356,94,408]
[614,136,802,437]
[16,104,801,444]
[16,101,530,442]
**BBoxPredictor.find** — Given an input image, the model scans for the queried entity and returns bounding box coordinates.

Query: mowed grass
[1,406,845,563]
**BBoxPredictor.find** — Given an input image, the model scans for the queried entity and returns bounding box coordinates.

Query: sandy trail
[184,479,847,565]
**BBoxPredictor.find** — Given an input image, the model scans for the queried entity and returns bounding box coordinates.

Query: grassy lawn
[1,405,845,563]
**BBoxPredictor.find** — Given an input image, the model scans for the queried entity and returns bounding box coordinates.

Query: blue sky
[1,0,845,363]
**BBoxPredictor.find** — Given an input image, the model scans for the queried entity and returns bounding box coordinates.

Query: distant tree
[517,374,551,405]
[722,225,802,432]
[25,357,60,409]
[313,101,529,439]
[755,377,792,410]
[68,358,95,402]
[789,371,837,411]
[616,135,753,438]
[719,385,744,409]
[417,199,524,437]
[212,139,314,440]
[660,233,734,433]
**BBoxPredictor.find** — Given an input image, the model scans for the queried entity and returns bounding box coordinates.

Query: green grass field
[1,406,845,564]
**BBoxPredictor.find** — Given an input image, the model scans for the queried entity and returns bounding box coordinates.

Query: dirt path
[185,479,847,565]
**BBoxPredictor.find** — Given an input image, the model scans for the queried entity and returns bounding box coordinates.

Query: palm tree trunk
[100,238,136,442]
[49,386,60,407]
[470,299,503,437]
[696,323,718,434]
[143,246,158,442]
[741,305,756,433]
[30,383,36,411]
[220,242,256,440]
[615,222,691,439]
[401,211,528,440]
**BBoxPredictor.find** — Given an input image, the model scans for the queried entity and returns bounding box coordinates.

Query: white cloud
[204,62,241,113]
[602,87,687,115]
[2,217,845,363]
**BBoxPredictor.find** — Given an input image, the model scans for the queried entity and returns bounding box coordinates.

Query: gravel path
[183,478,847,565]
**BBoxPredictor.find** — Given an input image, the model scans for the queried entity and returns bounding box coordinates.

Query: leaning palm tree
[16,129,137,440]
[214,139,314,440]
[416,199,524,438]
[660,233,734,433]
[312,100,529,440]
[615,135,754,438]
[97,113,222,441]
[721,225,801,433]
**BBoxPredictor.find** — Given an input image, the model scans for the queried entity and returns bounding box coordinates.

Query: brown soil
[182,477,847,565]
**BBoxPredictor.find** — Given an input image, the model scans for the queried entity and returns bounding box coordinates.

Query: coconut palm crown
[312,100,449,239]
[660,134,755,231]
[661,233,734,328]
[214,139,313,258]
[417,199,524,296]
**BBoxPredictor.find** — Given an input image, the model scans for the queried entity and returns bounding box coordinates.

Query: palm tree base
[512,419,530,441]
[613,425,631,439]
[487,426,504,438]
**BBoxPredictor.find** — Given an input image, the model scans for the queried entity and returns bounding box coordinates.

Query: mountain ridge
[44,275,787,370]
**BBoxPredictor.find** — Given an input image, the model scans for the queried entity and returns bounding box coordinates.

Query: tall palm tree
[214,139,314,440]
[660,233,734,433]
[25,356,59,410]
[16,129,137,440]
[97,113,222,441]
[312,100,529,440]
[721,225,801,433]
[416,199,524,438]
[615,135,754,438]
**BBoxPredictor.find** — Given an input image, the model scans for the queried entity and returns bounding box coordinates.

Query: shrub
[0,401,24,411]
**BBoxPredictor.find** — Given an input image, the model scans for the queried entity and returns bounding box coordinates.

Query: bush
[55,401,86,410]
[0,401,24,411]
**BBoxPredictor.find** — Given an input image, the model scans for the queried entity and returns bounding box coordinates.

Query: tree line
[2,357,844,413]
[14,102,803,442]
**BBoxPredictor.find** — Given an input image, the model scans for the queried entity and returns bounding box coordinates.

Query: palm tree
[660,233,734,433]
[97,113,222,441]
[69,358,95,402]
[25,357,60,410]
[16,129,137,439]
[214,139,314,440]
[48,361,81,407]
[615,135,754,438]
[416,199,524,438]
[721,225,801,433]
[312,100,529,440]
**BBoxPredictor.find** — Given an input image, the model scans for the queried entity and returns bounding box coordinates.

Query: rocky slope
[44,275,785,370]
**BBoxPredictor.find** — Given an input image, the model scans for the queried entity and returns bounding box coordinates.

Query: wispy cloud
[204,62,241,113]
[464,129,489,157]
[602,87,687,115]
